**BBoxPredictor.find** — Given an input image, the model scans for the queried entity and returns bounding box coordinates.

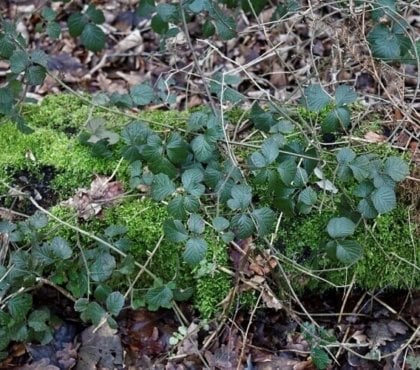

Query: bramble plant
[0,0,416,357]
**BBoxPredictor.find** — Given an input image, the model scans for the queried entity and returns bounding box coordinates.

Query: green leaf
[50,236,72,259]
[83,302,106,326]
[86,117,119,145]
[182,168,205,197]
[30,50,49,67]
[8,294,32,319]
[202,20,216,37]
[354,181,374,198]
[0,35,15,59]
[130,83,154,106]
[164,219,189,242]
[371,186,396,214]
[10,50,29,73]
[249,102,277,132]
[367,24,402,61]
[106,292,125,316]
[191,134,215,162]
[146,285,173,310]
[188,111,208,131]
[302,84,331,112]
[327,217,356,238]
[80,23,106,52]
[214,16,236,40]
[335,85,357,106]
[371,0,398,21]
[28,309,50,332]
[212,216,230,232]
[252,207,275,236]
[90,253,116,282]
[156,3,178,21]
[41,7,56,22]
[183,237,208,264]
[336,147,356,164]
[261,138,279,164]
[311,347,331,370]
[167,196,187,220]
[357,198,378,219]
[0,330,10,351]
[298,187,317,205]
[86,4,105,24]
[277,159,297,186]
[166,133,189,164]
[322,107,350,132]
[151,173,176,201]
[227,184,252,210]
[183,195,200,213]
[67,12,86,37]
[187,213,205,234]
[74,298,89,312]
[250,152,268,168]
[136,0,155,16]
[327,239,363,264]
[384,157,409,181]
[189,0,205,13]
[241,0,268,15]
[151,14,169,34]
[231,213,254,238]
[26,65,46,85]
[46,22,61,39]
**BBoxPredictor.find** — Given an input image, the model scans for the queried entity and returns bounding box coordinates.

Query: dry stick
[179,4,217,116]
[25,196,159,282]
[236,291,263,370]
[35,277,77,303]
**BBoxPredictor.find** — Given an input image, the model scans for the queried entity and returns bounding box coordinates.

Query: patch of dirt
[2,165,59,215]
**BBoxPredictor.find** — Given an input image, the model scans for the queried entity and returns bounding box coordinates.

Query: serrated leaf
[327,217,356,238]
[166,132,189,164]
[74,298,89,312]
[188,0,205,13]
[46,21,61,38]
[80,23,106,52]
[191,134,214,162]
[182,168,205,197]
[261,138,279,164]
[28,309,50,332]
[146,285,173,310]
[85,4,105,24]
[187,111,207,131]
[50,236,72,259]
[277,159,297,186]
[357,198,378,219]
[349,156,370,182]
[90,253,116,282]
[202,20,215,37]
[231,213,254,238]
[367,24,402,61]
[8,294,32,319]
[156,3,178,22]
[30,49,49,67]
[151,173,175,201]
[136,0,155,16]
[336,147,356,164]
[335,85,357,106]
[354,181,374,198]
[214,16,236,40]
[167,196,187,220]
[151,14,168,34]
[249,102,277,132]
[384,157,409,181]
[212,216,230,232]
[298,187,317,205]
[67,12,86,37]
[183,237,207,264]
[227,184,252,210]
[187,213,205,234]
[334,239,363,264]
[10,50,29,73]
[371,186,396,214]
[163,219,188,242]
[130,83,154,106]
[0,35,15,59]
[311,347,331,370]
[322,107,350,132]
[27,65,46,85]
[302,84,331,112]
[183,195,200,213]
[84,302,106,326]
[106,292,125,316]
[252,207,275,236]
[41,7,56,21]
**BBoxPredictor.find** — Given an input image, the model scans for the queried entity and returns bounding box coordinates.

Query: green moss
[278,207,419,291]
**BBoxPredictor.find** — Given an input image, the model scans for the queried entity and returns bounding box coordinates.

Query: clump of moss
[278,207,419,291]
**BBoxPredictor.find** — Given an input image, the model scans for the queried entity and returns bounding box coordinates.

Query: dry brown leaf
[364,131,387,143]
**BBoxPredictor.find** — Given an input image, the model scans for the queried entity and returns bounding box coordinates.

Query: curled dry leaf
[63,175,124,220]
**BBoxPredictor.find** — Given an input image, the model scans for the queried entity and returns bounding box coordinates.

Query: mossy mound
[278,207,419,291]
